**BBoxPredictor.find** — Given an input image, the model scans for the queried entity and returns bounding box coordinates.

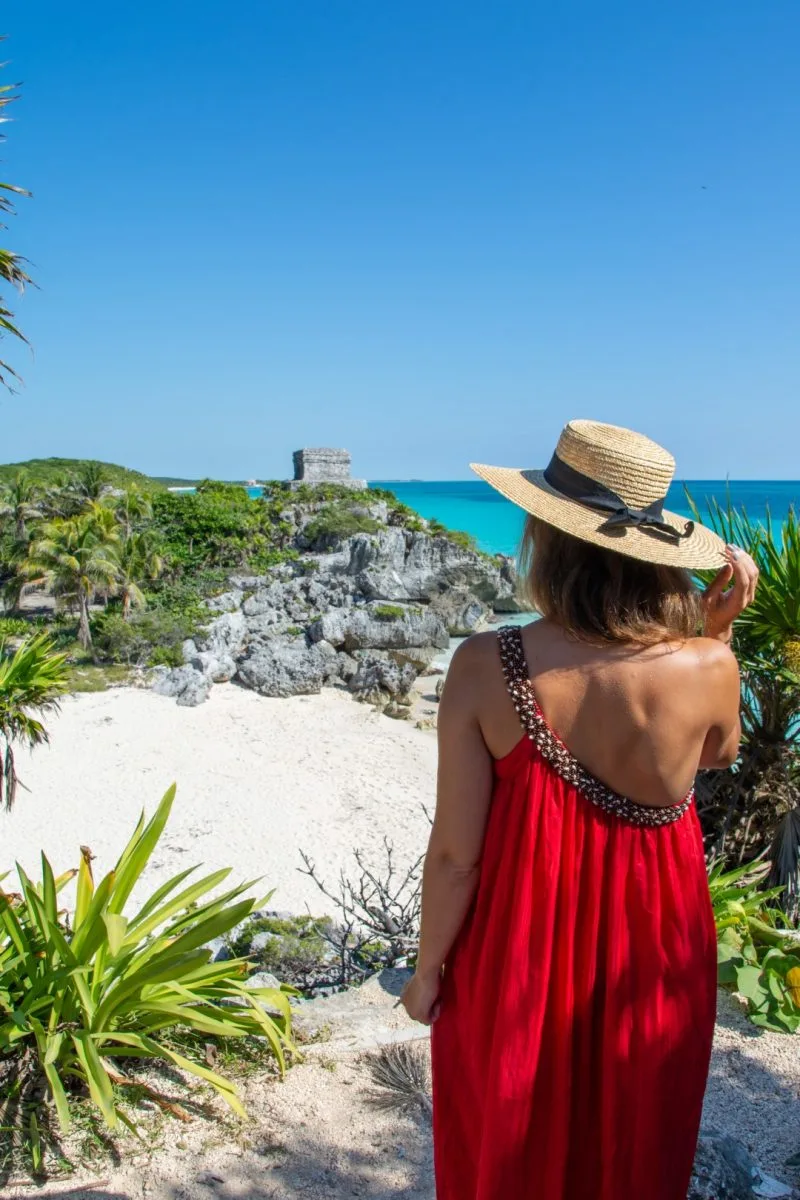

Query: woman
[402,420,758,1200]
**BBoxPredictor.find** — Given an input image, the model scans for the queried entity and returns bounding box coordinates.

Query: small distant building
[290,448,366,490]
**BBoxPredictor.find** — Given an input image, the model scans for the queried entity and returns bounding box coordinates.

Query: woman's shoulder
[449,630,503,674]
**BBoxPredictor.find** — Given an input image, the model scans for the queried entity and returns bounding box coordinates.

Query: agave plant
[689,496,800,901]
[0,785,292,1162]
[0,633,67,809]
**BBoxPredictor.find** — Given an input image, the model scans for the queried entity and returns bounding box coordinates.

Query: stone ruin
[290,448,366,490]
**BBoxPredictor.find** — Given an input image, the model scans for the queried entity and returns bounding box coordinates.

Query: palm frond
[0,633,68,809]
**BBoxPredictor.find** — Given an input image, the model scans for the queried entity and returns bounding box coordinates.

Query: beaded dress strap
[496,625,693,828]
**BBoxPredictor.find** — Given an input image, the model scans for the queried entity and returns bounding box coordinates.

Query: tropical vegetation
[685,496,800,1031]
[0,458,161,492]
[0,786,292,1173]
[0,633,67,809]
[691,501,800,909]
[710,858,800,1033]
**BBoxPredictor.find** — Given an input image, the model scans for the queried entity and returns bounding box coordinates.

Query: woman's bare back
[469,620,741,808]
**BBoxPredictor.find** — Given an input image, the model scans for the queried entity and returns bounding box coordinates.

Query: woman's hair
[519,516,702,646]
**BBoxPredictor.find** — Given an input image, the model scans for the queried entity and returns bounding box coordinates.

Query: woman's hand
[401,969,442,1026]
[703,544,759,643]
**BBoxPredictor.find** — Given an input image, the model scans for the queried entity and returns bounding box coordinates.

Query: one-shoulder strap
[495,624,694,828]
[497,624,540,736]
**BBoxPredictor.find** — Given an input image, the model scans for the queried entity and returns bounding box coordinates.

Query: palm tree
[116,531,164,619]
[1,48,32,391]
[0,633,67,809]
[72,461,110,503]
[111,486,153,538]
[0,468,42,540]
[24,514,120,653]
[41,472,84,519]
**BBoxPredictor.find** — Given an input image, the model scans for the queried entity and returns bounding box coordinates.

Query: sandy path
[2,992,798,1199]
[0,685,436,917]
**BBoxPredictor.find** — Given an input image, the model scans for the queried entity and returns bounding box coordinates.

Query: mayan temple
[290,448,366,490]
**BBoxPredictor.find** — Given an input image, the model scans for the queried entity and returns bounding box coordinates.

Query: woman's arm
[697,544,757,767]
[696,641,742,769]
[402,639,494,1025]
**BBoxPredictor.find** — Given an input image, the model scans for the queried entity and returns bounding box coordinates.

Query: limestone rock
[430,589,491,636]
[388,645,439,672]
[190,651,237,683]
[242,581,288,617]
[197,610,247,660]
[181,638,198,663]
[312,528,523,612]
[308,603,449,653]
[205,589,243,613]
[247,970,282,992]
[152,665,211,707]
[336,651,358,681]
[236,639,328,697]
[689,1130,794,1199]
[348,651,417,705]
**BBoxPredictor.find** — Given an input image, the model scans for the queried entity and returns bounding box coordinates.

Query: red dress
[431,626,717,1200]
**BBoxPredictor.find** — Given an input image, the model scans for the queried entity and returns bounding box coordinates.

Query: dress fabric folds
[430,626,717,1200]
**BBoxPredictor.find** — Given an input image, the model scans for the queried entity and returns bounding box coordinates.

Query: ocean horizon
[368,479,800,557]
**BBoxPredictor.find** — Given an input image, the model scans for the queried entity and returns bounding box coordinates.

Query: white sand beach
[0,684,436,917]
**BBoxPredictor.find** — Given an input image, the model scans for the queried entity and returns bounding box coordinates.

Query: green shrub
[278,482,365,505]
[711,858,800,1032]
[93,609,195,667]
[373,605,405,621]
[0,615,30,638]
[0,786,292,1160]
[147,643,185,667]
[428,520,477,551]
[303,505,379,547]
[151,489,294,575]
[229,914,336,993]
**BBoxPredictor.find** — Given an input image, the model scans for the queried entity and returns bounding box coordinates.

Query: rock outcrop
[314,529,520,615]
[689,1129,794,1198]
[154,495,524,707]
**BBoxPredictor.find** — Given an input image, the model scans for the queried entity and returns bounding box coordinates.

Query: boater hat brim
[470,462,726,570]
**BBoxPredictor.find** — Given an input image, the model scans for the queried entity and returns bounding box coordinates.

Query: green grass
[0,458,163,491]
[65,664,135,693]
[373,604,406,621]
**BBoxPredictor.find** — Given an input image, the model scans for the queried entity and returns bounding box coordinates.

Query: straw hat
[471,420,726,569]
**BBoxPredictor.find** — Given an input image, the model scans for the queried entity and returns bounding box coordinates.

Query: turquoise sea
[367,480,800,557]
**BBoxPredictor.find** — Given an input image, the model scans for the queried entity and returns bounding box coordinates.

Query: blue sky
[2,2,798,480]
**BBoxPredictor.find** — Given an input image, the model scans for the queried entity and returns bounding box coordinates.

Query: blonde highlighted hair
[520,516,702,646]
